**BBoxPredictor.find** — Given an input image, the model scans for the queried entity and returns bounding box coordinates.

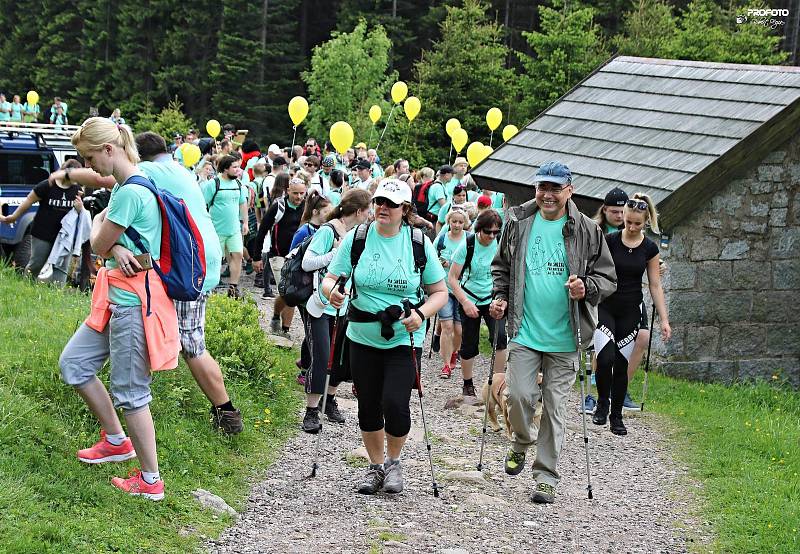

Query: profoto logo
[747,8,789,16]
[736,7,789,28]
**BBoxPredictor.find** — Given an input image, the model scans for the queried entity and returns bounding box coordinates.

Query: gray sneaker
[270,318,281,334]
[532,482,556,504]
[357,464,385,495]
[382,459,403,494]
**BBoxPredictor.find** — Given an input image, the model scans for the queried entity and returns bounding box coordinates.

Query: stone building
[471,56,800,387]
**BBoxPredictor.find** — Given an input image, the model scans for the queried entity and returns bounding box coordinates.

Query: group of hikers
[11,116,671,503]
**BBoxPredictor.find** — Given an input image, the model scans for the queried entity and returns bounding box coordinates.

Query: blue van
[0,123,79,267]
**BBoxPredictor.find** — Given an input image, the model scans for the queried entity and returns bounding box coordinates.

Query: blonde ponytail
[632,192,659,234]
[71,117,140,164]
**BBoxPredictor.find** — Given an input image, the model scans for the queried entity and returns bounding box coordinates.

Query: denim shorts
[59,305,152,412]
[438,294,462,323]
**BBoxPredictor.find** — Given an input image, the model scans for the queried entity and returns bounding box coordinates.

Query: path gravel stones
[208,273,703,553]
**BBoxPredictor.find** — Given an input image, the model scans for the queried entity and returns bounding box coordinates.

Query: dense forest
[1,0,796,164]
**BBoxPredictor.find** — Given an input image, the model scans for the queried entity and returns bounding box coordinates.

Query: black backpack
[412,179,439,223]
[350,222,427,300]
[278,223,339,307]
[457,233,477,281]
[207,177,241,209]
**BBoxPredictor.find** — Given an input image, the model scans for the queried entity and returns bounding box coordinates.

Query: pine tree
[0,0,42,100]
[612,0,678,58]
[71,0,119,118]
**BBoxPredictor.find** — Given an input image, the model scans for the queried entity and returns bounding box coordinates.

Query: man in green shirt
[200,155,248,297]
[490,161,616,504]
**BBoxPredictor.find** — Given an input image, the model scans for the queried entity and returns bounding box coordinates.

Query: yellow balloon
[26,90,39,106]
[445,118,460,138]
[486,107,502,131]
[466,141,487,168]
[391,81,408,104]
[451,128,468,153]
[206,119,221,138]
[182,144,202,168]
[482,144,494,161]
[288,96,309,126]
[404,96,421,122]
[502,124,519,142]
[369,105,382,124]
[329,121,354,154]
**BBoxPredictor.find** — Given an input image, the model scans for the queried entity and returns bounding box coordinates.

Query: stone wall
[657,128,800,388]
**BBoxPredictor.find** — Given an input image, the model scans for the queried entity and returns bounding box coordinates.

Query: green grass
[479,324,799,551]
[0,268,301,553]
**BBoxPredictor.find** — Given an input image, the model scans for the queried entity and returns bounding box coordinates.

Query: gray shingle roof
[471,56,800,227]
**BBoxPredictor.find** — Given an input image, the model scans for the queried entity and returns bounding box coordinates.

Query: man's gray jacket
[491,198,617,349]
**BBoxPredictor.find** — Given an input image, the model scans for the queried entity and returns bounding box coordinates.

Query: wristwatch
[414,307,425,321]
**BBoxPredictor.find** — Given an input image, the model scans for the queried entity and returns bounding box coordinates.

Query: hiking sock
[306,406,319,414]
[384,456,399,466]
[215,400,235,412]
[141,470,161,485]
[370,462,384,471]
[463,378,474,388]
[326,394,336,404]
[271,315,280,322]
[282,326,290,333]
[105,431,127,446]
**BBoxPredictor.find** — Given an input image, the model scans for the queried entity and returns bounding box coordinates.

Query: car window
[0,152,56,185]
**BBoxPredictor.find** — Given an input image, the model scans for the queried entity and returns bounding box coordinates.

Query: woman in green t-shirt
[322,179,448,496]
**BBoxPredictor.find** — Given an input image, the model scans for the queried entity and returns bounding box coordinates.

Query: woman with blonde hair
[592,193,671,436]
[58,117,176,500]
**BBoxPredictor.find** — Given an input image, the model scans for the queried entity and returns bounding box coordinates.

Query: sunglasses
[303,162,316,167]
[626,199,648,211]
[373,197,401,209]
[482,228,501,236]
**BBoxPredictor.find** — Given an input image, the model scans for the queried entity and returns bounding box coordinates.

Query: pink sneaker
[111,469,165,501]
[77,430,137,464]
[450,351,459,368]
[440,364,452,379]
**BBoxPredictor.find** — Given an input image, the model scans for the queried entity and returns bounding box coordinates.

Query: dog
[482,372,543,440]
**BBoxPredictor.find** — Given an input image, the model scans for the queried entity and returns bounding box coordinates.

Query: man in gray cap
[490,160,616,504]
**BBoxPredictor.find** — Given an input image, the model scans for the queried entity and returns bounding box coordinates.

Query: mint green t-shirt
[307,224,348,317]
[434,230,466,291]
[139,159,222,292]
[444,177,460,199]
[200,177,247,238]
[513,213,574,352]
[328,224,446,349]
[0,102,10,121]
[451,236,497,305]
[10,102,23,122]
[23,103,39,122]
[105,176,163,306]
[327,190,342,207]
[605,223,620,234]
[427,181,446,217]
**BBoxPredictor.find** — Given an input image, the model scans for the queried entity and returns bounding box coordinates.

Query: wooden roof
[471,56,800,229]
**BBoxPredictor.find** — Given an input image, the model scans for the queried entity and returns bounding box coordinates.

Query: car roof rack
[0,122,80,150]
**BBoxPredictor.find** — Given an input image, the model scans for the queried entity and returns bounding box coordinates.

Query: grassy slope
[479,326,799,552]
[0,269,301,553]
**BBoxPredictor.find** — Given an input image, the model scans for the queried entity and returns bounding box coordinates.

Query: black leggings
[349,341,419,437]
[595,296,641,417]
[458,304,507,360]
[298,306,311,371]
[304,312,342,395]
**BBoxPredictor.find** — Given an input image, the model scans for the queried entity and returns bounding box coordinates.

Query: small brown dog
[482,372,543,439]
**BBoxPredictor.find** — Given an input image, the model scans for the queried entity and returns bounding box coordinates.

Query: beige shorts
[269,256,285,279]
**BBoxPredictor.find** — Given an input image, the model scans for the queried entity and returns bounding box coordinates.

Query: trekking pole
[640,303,657,412]
[574,299,594,500]
[310,274,347,478]
[427,312,439,359]
[402,299,440,498]
[476,320,501,472]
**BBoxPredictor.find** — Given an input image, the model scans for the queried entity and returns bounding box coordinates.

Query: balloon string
[290,125,298,157]
[449,143,453,165]
[376,105,396,152]
[368,125,374,150]
[403,124,410,149]
[489,130,494,148]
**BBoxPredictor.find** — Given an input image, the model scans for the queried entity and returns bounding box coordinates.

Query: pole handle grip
[401,298,412,319]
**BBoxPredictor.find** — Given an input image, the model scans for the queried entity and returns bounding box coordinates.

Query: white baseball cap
[373,178,411,205]
[268,144,281,155]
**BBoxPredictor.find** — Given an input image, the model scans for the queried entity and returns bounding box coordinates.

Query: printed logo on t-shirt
[47,192,74,210]
[362,252,411,293]
[526,236,567,277]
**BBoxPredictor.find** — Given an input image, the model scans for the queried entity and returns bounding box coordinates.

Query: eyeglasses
[626,199,649,211]
[535,184,567,194]
[482,228,501,236]
[303,162,316,167]
[373,197,401,209]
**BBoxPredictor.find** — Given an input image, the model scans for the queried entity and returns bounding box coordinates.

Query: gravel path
[208,273,703,553]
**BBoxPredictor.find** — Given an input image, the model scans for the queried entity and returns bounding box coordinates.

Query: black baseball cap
[439,165,454,175]
[604,187,629,206]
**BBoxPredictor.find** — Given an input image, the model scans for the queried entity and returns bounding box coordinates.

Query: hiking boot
[582,394,597,415]
[622,392,641,412]
[221,267,230,278]
[111,469,165,501]
[77,430,136,464]
[270,318,281,334]
[357,464,385,495]
[531,482,556,504]
[382,459,403,494]
[431,333,440,353]
[610,415,628,436]
[302,408,321,434]
[245,260,254,275]
[462,383,477,397]
[440,364,452,379]
[504,449,526,475]
[320,396,346,424]
[262,287,275,298]
[227,284,240,299]
[210,406,244,435]
[592,398,609,426]
[254,273,264,287]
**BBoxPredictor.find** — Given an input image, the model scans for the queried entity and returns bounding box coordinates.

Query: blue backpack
[122,175,207,301]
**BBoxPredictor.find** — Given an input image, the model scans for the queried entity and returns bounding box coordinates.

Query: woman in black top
[592,193,671,435]
[0,159,84,283]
